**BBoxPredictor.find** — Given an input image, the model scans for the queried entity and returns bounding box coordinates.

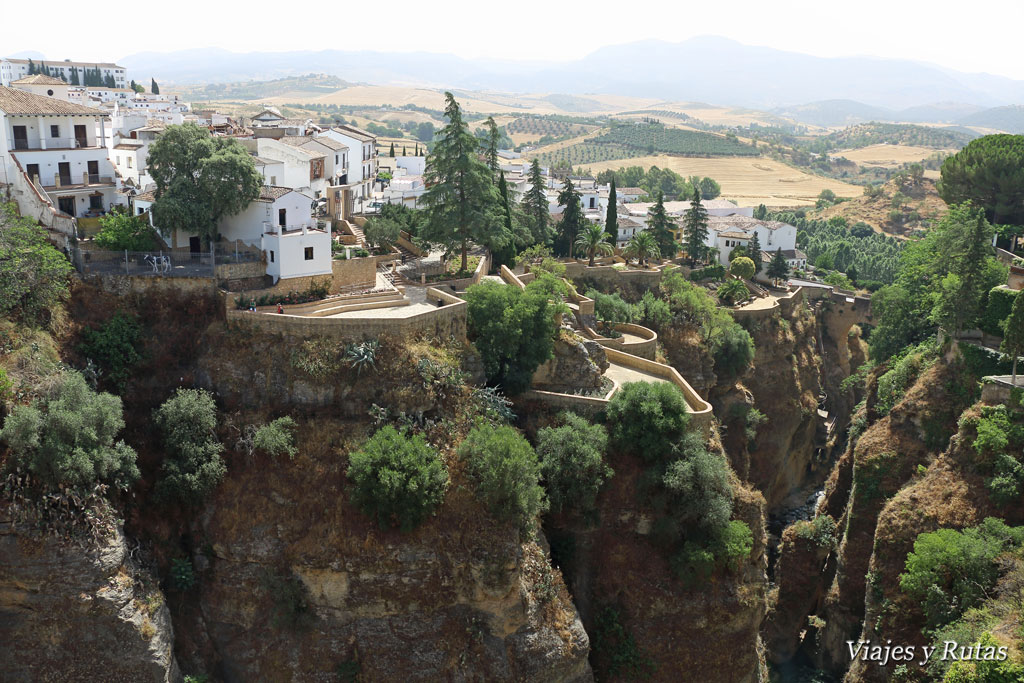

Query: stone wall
[83,273,220,297]
[214,260,264,281]
[592,323,657,360]
[225,287,466,343]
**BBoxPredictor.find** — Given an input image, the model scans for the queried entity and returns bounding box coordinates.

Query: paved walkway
[737,295,779,311]
[328,302,435,319]
[604,361,669,386]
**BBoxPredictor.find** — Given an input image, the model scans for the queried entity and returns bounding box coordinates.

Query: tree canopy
[148,123,262,245]
[0,202,73,325]
[648,191,677,259]
[939,134,1024,225]
[420,93,504,271]
[682,187,709,264]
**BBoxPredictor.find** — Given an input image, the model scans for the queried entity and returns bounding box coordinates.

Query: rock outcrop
[0,521,179,682]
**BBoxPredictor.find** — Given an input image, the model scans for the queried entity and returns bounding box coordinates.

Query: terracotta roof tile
[0,86,108,116]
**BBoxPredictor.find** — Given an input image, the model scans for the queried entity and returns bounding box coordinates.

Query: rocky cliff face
[548,444,768,683]
[0,520,179,682]
[170,419,590,682]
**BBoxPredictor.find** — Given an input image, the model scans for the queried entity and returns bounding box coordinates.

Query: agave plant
[345,339,380,375]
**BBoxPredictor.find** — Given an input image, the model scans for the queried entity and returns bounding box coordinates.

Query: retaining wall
[83,273,219,297]
[592,323,658,360]
[225,287,466,342]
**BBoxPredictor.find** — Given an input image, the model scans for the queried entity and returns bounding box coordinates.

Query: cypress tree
[1001,291,1024,385]
[605,178,618,244]
[151,79,160,95]
[389,142,395,157]
[767,248,789,286]
[420,92,504,272]
[484,116,500,174]
[70,68,80,86]
[748,231,763,273]
[683,186,709,265]
[402,146,407,156]
[648,191,676,260]
[27,59,35,75]
[554,177,584,258]
[523,158,550,245]
[492,171,516,269]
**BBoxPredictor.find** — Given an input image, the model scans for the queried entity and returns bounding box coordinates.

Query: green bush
[253,417,298,459]
[536,412,613,516]
[0,371,139,491]
[717,278,750,306]
[94,211,160,251]
[606,382,691,464]
[347,426,448,531]
[661,446,734,534]
[792,515,838,549]
[153,388,226,505]
[899,518,1024,629]
[77,311,143,390]
[458,423,546,530]
[0,367,12,402]
[586,289,634,324]
[979,286,1019,337]
[689,264,726,281]
[876,342,936,415]
[465,280,558,394]
[0,201,74,325]
[708,520,754,572]
[634,291,671,330]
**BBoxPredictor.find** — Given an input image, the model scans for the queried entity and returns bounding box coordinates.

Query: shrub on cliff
[77,311,143,391]
[464,279,558,394]
[459,422,546,530]
[536,412,613,516]
[154,388,226,505]
[606,381,690,463]
[347,426,448,531]
[0,371,139,491]
[900,518,1024,629]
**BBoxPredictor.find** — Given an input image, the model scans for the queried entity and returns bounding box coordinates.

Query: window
[116,156,121,165]
[50,125,59,138]
[270,176,277,185]
[47,89,54,96]
[279,208,286,227]
[127,157,132,168]
[269,251,275,263]
[304,247,314,261]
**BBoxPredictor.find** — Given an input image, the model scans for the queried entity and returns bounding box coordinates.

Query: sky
[8,0,1024,80]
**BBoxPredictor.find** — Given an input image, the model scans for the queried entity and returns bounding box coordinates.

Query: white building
[625,198,752,220]
[280,135,349,187]
[252,138,328,198]
[701,215,799,268]
[381,170,426,209]
[395,155,425,176]
[0,85,121,218]
[1,58,127,88]
[9,75,70,100]
[134,185,330,284]
[319,125,377,213]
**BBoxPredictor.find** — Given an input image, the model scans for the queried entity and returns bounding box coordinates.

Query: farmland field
[506,117,601,145]
[594,123,759,156]
[834,144,954,168]
[579,155,862,207]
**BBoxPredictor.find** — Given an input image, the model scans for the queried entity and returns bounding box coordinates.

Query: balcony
[12,137,95,151]
[35,173,115,190]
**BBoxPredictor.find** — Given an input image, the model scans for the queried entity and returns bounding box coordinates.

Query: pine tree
[748,231,763,273]
[648,190,676,259]
[420,92,503,272]
[767,248,789,286]
[683,186,709,265]
[555,177,586,258]
[484,116,500,174]
[605,178,618,244]
[151,79,160,95]
[523,158,550,246]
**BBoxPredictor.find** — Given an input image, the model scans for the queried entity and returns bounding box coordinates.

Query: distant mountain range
[116,37,1024,112]
[772,99,1024,132]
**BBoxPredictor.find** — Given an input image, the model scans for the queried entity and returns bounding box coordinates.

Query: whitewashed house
[280,135,349,187]
[703,216,798,268]
[135,185,330,284]
[0,86,121,219]
[319,125,377,213]
[252,138,328,198]
[1,58,127,88]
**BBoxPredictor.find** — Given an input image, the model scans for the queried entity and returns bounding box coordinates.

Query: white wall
[262,229,331,282]
[395,156,425,175]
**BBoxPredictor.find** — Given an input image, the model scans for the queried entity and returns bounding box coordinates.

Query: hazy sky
[8,0,1024,80]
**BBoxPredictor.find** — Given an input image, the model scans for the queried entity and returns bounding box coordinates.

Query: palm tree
[625,231,661,267]
[574,223,615,267]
